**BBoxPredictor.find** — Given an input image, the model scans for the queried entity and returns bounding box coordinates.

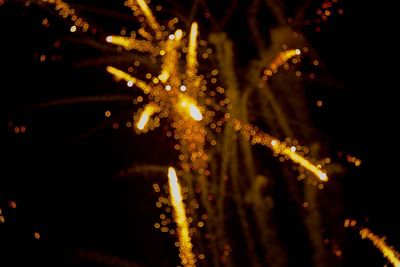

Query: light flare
[179,96,203,121]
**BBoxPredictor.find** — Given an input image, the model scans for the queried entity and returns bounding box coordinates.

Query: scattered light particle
[34,232,41,240]
[42,18,49,27]
[9,201,17,209]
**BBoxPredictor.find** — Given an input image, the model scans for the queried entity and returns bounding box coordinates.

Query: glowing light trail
[233,119,328,182]
[168,167,196,267]
[359,228,400,267]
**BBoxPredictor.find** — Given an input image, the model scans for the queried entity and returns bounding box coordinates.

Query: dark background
[0,1,397,266]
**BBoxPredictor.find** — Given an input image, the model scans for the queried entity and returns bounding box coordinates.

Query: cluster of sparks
[31,0,399,266]
[345,219,400,267]
[286,0,343,32]
[104,1,328,182]
[36,0,333,264]
[316,0,343,22]
[346,154,362,167]
[41,0,90,32]
[0,200,17,224]
[308,0,343,32]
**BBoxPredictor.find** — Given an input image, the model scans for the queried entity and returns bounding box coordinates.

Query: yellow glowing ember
[42,0,89,32]
[137,104,158,130]
[106,66,151,94]
[263,49,301,78]
[189,105,202,121]
[158,71,170,83]
[186,22,198,79]
[106,35,154,53]
[158,29,183,85]
[138,27,153,41]
[273,141,328,181]
[175,29,183,40]
[346,154,362,167]
[167,167,196,267]
[131,0,160,32]
[359,228,400,267]
[180,96,203,121]
[233,119,328,182]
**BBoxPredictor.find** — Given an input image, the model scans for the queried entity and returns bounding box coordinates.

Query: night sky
[0,1,397,267]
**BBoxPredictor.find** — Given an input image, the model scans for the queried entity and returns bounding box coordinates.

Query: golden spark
[359,228,400,267]
[263,49,301,79]
[168,167,196,267]
[42,0,90,32]
[232,119,328,182]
